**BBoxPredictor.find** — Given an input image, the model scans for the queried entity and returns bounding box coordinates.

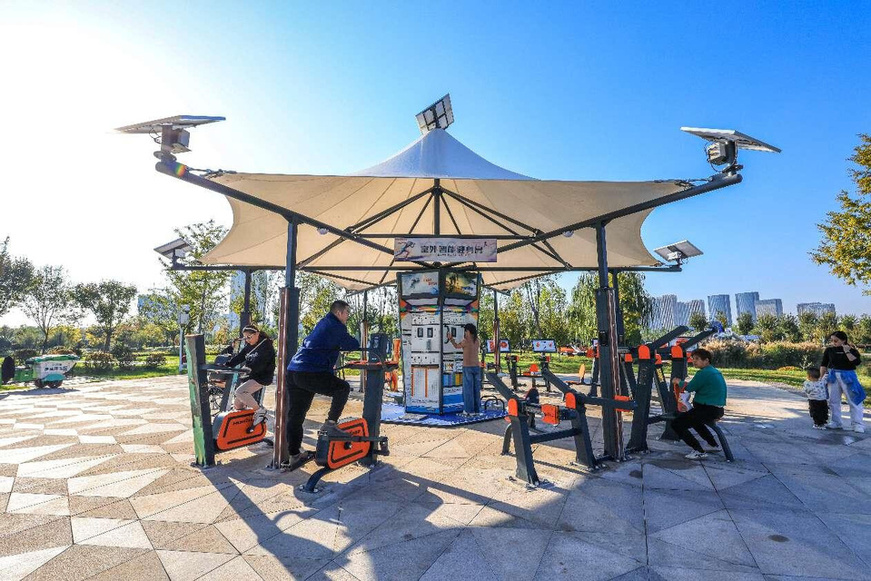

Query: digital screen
[400,271,439,297]
[486,339,511,353]
[532,339,557,353]
[444,271,477,297]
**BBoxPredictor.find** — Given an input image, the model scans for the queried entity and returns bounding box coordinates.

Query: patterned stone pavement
[0,375,870,580]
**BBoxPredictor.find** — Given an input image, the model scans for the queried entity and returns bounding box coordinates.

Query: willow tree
[568,272,652,346]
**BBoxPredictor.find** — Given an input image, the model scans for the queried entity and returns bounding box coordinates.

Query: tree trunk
[103,330,112,353]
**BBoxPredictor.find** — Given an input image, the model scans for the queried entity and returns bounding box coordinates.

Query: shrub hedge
[705,340,825,370]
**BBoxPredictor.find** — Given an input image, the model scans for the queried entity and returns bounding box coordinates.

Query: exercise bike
[184,335,271,468]
[301,333,397,493]
[201,364,270,452]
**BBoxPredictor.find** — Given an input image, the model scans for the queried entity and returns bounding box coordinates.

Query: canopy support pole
[433,179,441,235]
[611,270,625,344]
[595,222,624,461]
[272,217,300,469]
[493,288,501,374]
[241,268,252,336]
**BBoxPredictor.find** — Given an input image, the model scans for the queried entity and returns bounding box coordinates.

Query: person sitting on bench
[286,300,360,466]
[224,325,275,426]
[671,348,727,460]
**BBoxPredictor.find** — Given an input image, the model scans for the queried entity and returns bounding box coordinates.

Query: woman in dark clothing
[226,325,276,426]
[820,330,865,433]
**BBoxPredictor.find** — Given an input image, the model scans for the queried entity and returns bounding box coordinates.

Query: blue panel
[381,403,506,427]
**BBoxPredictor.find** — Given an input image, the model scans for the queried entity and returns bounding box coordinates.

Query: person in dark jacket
[821,330,865,433]
[226,325,276,426]
[286,300,360,465]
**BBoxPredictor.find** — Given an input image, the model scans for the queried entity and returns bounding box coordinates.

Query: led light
[317,227,329,235]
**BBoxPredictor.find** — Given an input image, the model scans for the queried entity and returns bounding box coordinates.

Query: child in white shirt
[803,367,829,429]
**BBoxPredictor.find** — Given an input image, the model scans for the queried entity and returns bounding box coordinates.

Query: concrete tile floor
[0,375,869,580]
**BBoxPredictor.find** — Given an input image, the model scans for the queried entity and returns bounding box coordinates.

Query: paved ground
[0,376,869,581]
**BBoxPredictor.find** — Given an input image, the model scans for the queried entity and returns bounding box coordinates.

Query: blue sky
[1,1,869,325]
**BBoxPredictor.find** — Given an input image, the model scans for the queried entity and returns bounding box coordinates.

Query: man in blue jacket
[286,300,360,466]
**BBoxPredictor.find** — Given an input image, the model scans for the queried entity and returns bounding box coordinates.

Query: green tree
[161,221,232,337]
[754,314,778,342]
[20,266,78,353]
[713,310,729,328]
[839,314,858,335]
[776,314,801,342]
[519,276,570,344]
[798,311,820,341]
[73,280,138,352]
[0,238,34,317]
[296,272,344,335]
[567,272,651,346]
[857,315,871,344]
[817,311,839,339]
[689,311,708,333]
[736,312,754,336]
[812,134,871,293]
[499,290,529,348]
[138,291,178,344]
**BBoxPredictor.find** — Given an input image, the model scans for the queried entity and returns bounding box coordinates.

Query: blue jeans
[462,366,482,413]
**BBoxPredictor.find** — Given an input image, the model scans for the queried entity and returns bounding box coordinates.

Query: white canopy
[202,129,682,290]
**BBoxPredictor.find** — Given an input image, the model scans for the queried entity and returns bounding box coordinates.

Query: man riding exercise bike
[286,300,360,468]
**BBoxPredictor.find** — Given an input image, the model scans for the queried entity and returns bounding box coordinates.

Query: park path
[0,375,869,580]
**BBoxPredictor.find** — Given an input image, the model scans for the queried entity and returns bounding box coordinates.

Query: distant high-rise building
[707,294,732,325]
[755,298,783,317]
[735,291,760,323]
[649,294,677,330]
[686,299,705,321]
[797,302,836,317]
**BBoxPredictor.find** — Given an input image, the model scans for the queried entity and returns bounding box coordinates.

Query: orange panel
[655,354,663,364]
[326,418,371,470]
[671,346,684,359]
[624,353,633,363]
[215,410,267,451]
[564,392,577,409]
[638,345,651,360]
[542,404,560,425]
[507,399,520,417]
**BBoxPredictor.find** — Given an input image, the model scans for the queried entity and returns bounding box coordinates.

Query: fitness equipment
[302,332,397,493]
[488,372,598,486]
[626,327,716,452]
[185,335,269,467]
[397,270,481,414]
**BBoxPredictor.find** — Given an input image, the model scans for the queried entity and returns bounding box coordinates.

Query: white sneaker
[685,451,708,460]
[825,423,844,430]
[251,408,267,425]
[853,425,866,434]
[812,425,826,430]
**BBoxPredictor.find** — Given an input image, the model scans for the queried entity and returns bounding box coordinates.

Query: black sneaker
[320,420,350,439]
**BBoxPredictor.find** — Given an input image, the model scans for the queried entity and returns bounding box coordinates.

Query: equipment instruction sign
[394,237,497,263]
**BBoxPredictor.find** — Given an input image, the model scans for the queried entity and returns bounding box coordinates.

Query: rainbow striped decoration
[173,162,187,177]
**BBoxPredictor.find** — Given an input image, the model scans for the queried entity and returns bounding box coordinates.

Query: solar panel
[115,115,226,134]
[680,127,781,153]
[653,240,703,263]
[416,94,454,134]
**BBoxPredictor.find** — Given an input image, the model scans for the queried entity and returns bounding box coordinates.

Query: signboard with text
[394,237,497,263]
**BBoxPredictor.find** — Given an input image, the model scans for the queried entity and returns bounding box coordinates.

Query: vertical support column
[240,268,252,336]
[595,222,624,461]
[433,180,441,235]
[272,217,300,468]
[185,334,215,467]
[611,271,625,345]
[359,290,369,393]
[493,288,501,374]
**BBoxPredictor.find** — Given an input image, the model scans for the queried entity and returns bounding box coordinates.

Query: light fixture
[680,127,780,171]
[653,240,703,264]
[116,115,225,156]
[415,94,454,134]
[562,230,574,238]
[317,227,329,235]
